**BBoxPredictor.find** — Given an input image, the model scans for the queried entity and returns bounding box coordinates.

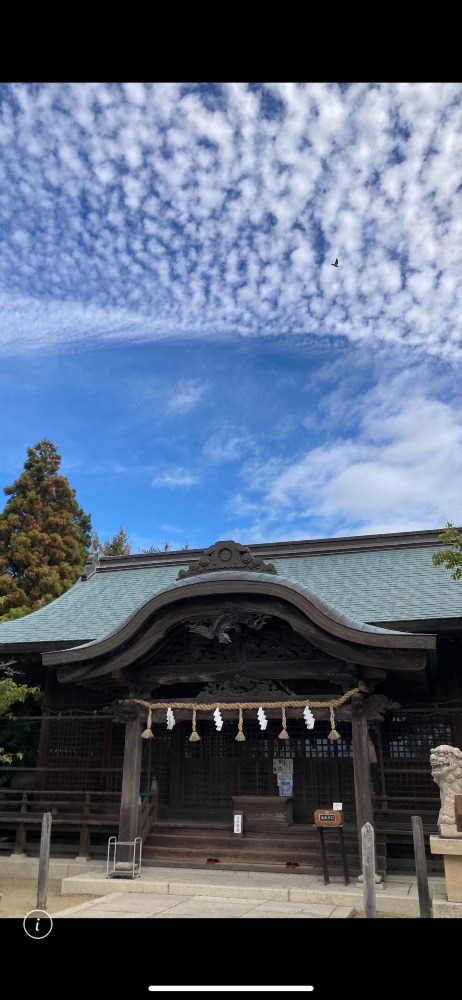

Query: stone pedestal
[430,835,462,903]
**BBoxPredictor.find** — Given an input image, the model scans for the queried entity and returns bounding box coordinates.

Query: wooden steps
[143,822,362,876]
[142,818,443,876]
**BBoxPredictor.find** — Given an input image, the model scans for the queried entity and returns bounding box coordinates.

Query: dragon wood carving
[187,612,270,644]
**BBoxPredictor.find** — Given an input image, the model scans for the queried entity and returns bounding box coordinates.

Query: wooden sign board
[314,808,344,828]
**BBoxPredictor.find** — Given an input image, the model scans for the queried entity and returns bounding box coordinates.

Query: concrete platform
[58,864,448,918]
[1,856,454,918]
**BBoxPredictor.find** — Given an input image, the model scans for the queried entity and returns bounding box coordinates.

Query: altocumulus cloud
[0,82,460,364]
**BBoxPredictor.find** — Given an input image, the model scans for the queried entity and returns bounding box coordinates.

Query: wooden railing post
[137,790,158,841]
[412,815,432,918]
[14,791,29,854]
[78,793,91,859]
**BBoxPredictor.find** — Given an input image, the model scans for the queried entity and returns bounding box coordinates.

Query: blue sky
[1,81,462,552]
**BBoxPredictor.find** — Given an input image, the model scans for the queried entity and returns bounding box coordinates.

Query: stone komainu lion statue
[430,745,462,837]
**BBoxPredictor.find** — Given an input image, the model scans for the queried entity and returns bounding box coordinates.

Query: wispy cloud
[166,380,207,415]
[151,468,199,488]
[202,423,261,464]
[225,368,462,539]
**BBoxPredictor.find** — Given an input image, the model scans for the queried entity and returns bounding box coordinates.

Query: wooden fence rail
[137,790,158,842]
[0,789,121,857]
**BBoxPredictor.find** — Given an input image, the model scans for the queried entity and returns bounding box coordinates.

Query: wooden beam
[129,658,358,688]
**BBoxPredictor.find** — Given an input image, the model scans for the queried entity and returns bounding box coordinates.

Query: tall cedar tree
[0,440,92,622]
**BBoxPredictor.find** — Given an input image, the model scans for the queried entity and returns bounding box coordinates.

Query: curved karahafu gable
[0,530,459,656]
[42,566,436,684]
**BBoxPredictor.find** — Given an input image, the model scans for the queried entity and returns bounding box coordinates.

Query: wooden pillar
[351,694,375,870]
[118,712,143,845]
[101,718,114,792]
[168,723,183,810]
[451,713,462,750]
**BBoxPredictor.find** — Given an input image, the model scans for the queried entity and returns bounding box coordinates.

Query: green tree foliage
[0,439,92,622]
[432,522,462,580]
[91,533,190,556]
[0,667,42,764]
[143,543,190,553]
[90,526,131,556]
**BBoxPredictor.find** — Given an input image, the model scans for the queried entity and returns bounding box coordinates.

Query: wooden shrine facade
[1,534,461,875]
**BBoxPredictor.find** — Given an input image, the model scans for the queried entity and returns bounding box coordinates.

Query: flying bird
[331,258,339,267]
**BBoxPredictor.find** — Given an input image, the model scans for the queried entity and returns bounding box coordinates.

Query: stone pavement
[56,864,455,918]
[55,889,354,919]
[1,855,457,917]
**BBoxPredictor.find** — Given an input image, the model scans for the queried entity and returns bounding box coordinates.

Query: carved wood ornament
[177,540,277,578]
[186,612,270,645]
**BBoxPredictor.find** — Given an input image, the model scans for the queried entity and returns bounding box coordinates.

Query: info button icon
[23,909,53,940]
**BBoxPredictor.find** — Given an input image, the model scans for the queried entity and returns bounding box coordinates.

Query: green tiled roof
[0,565,180,646]
[0,533,460,650]
[274,547,461,623]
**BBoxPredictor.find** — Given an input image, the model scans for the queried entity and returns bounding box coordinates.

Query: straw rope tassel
[141,707,154,739]
[328,706,340,741]
[235,707,246,741]
[189,707,201,742]
[134,684,369,743]
[278,706,289,740]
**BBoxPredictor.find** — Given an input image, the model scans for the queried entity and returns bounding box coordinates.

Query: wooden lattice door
[167,718,357,819]
[176,720,272,810]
